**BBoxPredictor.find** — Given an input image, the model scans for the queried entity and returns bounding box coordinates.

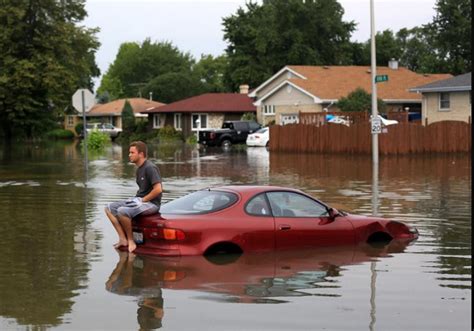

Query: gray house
[410,72,472,125]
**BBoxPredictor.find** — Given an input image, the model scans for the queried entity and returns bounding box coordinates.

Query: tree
[336,88,386,113]
[97,40,197,100]
[425,0,471,74]
[193,54,229,93]
[0,0,100,142]
[222,0,356,90]
[143,72,204,104]
[121,99,135,136]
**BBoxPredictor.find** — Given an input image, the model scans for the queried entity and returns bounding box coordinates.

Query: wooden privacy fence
[269,121,471,154]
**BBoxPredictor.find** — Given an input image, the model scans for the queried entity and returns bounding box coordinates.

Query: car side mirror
[328,207,340,220]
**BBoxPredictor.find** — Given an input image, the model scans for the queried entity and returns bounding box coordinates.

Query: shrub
[186,134,198,145]
[75,123,84,136]
[82,130,111,150]
[159,125,183,141]
[241,112,256,121]
[45,129,75,140]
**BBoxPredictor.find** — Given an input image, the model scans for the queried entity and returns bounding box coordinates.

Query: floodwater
[0,141,471,330]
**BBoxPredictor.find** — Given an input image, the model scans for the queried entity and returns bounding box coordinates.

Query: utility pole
[370,0,379,165]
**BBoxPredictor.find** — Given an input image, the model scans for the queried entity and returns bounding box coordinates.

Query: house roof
[256,65,452,103]
[143,93,256,113]
[409,72,472,93]
[88,98,166,116]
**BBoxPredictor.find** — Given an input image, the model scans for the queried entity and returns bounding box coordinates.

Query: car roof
[207,185,304,195]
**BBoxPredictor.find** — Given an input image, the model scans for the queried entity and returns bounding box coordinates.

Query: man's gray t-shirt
[136,159,162,206]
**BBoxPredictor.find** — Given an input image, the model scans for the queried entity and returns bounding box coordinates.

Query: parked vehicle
[246,127,270,147]
[86,122,122,139]
[127,186,418,256]
[198,120,261,148]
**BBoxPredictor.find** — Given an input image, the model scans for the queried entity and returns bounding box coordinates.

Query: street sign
[371,117,382,134]
[72,89,95,113]
[375,75,388,83]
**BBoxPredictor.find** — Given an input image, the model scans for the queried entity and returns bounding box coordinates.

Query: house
[409,72,471,125]
[64,97,166,134]
[249,61,452,125]
[143,87,256,138]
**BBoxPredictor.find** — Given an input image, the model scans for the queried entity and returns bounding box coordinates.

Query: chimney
[239,84,249,94]
[388,58,399,70]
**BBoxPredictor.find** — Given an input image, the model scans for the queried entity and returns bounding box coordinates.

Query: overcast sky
[84,0,438,88]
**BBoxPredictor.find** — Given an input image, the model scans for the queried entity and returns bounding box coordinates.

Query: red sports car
[130,186,418,256]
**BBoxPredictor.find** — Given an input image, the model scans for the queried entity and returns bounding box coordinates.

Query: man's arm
[142,182,162,203]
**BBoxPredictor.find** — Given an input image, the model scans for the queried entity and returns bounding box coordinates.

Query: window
[174,113,182,131]
[263,105,275,115]
[67,115,74,126]
[439,92,450,110]
[266,191,328,217]
[153,114,164,128]
[160,190,238,214]
[246,194,271,216]
[192,114,207,130]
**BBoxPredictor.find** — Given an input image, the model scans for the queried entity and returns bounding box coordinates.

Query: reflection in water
[106,241,410,330]
[0,142,100,328]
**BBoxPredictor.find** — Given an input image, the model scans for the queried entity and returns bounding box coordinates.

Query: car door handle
[279,224,291,230]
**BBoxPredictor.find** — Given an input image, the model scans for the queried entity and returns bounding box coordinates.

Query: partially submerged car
[128,186,418,256]
[86,122,122,139]
[246,127,270,147]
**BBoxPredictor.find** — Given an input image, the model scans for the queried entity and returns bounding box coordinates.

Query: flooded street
[0,141,471,330]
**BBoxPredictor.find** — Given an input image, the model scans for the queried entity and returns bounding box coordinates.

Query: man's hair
[130,141,148,157]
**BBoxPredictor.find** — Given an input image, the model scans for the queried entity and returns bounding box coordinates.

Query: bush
[74,123,84,136]
[82,130,110,150]
[186,134,198,145]
[158,125,183,142]
[45,129,75,140]
[241,112,256,121]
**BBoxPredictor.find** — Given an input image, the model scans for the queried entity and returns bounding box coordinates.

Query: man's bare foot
[113,239,128,248]
[128,240,137,253]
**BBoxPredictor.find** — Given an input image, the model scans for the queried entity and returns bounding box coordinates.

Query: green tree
[143,72,204,104]
[396,27,441,73]
[0,0,100,142]
[336,88,386,113]
[97,39,197,100]
[121,99,135,136]
[425,0,471,74]
[222,0,356,90]
[193,54,229,93]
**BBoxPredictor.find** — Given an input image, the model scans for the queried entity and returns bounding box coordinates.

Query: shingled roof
[253,65,452,103]
[409,72,471,92]
[286,65,452,101]
[143,93,256,113]
[88,98,166,116]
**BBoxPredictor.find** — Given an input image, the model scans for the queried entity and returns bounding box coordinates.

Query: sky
[83,0,438,89]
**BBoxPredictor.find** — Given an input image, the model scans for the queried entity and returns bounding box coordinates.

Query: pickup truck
[198,120,261,148]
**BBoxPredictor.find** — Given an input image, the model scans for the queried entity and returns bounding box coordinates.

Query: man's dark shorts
[107,200,159,219]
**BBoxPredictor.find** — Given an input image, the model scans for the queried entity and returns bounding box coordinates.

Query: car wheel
[221,139,232,149]
[265,141,269,147]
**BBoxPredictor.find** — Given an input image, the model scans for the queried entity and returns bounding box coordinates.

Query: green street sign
[375,75,389,83]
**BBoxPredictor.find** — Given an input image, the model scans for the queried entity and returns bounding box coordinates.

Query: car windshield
[255,128,268,134]
[160,190,238,214]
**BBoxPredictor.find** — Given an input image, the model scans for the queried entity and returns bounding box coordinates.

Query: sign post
[72,89,95,173]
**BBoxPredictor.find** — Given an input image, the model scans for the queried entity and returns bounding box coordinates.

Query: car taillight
[150,228,186,240]
[210,132,216,139]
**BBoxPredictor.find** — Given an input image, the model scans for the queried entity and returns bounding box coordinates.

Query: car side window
[249,122,261,132]
[246,194,271,216]
[266,192,328,217]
